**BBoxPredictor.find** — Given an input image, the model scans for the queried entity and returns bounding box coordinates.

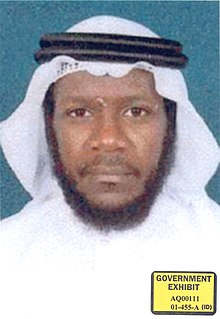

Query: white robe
[1,189,220,319]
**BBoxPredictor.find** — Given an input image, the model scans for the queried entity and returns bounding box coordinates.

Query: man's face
[52,69,167,214]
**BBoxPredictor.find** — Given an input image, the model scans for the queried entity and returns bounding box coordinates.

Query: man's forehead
[54,68,159,101]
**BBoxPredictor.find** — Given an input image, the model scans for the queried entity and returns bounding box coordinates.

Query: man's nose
[87,120,128,152]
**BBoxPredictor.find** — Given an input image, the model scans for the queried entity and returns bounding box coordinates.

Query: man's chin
[79,191,142,213]
[58,176,160,232]
[70,192,150,232]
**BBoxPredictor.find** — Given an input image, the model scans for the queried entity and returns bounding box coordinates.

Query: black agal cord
[35,32,188,69]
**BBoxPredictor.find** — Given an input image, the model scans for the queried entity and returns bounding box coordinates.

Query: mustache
[78,154,141,177]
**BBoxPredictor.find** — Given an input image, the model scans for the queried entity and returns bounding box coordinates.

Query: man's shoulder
[0,197,71,258]
[1,200,46,234]
[0,202,41,268]
[0,201,45,256]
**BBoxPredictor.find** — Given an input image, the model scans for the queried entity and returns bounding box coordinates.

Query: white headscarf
[1,15,219,217]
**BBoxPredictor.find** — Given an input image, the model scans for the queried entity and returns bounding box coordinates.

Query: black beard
[43,88,176,232]
[48,134,175,233]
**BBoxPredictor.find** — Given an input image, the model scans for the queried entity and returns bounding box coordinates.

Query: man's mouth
[78,165,140,195]
[91,173,131,184]
[91,165,134,175]
[80,163,140,178]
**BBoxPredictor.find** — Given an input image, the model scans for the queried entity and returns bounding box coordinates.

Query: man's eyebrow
[117,95,157,103]
[56,96,87,106]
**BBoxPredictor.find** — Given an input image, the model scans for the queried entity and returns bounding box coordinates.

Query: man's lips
[79,165,140,189]
[92,166,134,175]
[80,165,137,178]
[93,174,128,184]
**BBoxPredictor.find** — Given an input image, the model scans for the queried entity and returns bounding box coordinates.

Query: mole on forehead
[54,71,161,106]
[95,97,108,108]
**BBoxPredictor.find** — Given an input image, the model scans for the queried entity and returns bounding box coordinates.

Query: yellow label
[151,271,216,315]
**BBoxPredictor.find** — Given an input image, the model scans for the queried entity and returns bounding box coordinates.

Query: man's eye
[68,108,92,118]
[124,107,151,117]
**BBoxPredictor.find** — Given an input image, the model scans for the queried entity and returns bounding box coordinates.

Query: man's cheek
[55,127,83,163]
[135,141,163,174]
[56,140,79,178]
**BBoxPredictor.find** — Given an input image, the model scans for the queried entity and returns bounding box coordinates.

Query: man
[0,16,219,319]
